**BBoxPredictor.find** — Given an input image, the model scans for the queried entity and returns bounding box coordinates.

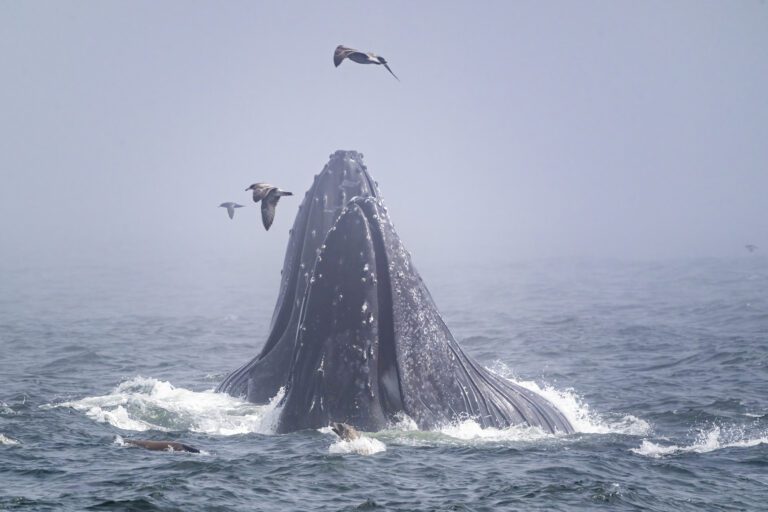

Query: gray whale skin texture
[217,150,574,434]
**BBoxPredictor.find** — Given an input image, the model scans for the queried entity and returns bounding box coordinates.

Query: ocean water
[1,256,767,511]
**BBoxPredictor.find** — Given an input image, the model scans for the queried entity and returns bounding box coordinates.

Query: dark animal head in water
[330,421,360,441]
[125,439,200,453]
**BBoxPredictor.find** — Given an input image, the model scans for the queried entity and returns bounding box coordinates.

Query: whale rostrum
[217,150,574,434]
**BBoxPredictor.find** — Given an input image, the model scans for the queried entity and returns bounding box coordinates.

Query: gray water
[1,256,767,511]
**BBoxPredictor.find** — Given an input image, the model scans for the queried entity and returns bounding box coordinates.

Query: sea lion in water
[330,422,360,441]
[124,439,200,453]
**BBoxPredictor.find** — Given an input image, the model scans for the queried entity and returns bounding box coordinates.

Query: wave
[52,376,284,435]
[632,426,768,458]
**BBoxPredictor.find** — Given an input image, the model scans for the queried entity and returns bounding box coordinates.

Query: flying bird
[245,183,293,231]
[745,244,759,253]
[219,202,244,220]
[333,45,399,81]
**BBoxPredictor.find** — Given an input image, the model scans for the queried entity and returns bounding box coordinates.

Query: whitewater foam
[0,433,19,445]
[440,419,550,442]
[53,376,284,435]
[328,436,386,456]
[632,426,768,458]
[489,361,650,436]
[53,369,646,443]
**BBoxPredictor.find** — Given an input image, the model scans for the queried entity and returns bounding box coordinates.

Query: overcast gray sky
[1,1,766,275]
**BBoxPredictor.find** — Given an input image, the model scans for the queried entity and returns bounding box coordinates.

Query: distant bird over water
[334,45,399,81]
[745,244,759,253]
[219,202,244,220]
[245,183,293,231]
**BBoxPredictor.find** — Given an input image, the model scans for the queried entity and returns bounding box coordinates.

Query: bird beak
[245,187,251,191]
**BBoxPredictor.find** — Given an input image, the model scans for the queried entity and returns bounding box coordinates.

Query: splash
[325,432,387,456]
[632,426,768,458]
[439,419,550,442]
[53,377,284,435]
[0,433,19,445]
[328,436,386,455]
[51,369,649,445]
[488,361,650,436]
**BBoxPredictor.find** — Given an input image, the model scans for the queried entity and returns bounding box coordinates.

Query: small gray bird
[219,202,244,220]
[334,45,399,81]
[745,244,759,253]
[245,183,293,231]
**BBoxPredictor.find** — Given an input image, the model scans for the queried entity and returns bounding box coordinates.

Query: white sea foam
[389,412,419,431]
[52,367,647,445]
[328,435,386,456]
[439,419,550,442]
[632,426,768,458]
[0,433,20,445]
[489,361,651,436]
[54,376,284,435]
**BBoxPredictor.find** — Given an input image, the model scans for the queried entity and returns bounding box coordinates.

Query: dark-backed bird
[245,183,293,231]
[746,244,759,253]
[219,202,244,220]
[333,45,399,81]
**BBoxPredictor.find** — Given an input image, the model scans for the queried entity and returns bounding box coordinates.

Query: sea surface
[1,256,767,511]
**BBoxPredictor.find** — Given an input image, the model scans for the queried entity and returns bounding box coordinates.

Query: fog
[1,1,766,281]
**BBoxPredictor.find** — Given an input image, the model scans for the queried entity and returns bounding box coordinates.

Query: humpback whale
[218,150,574,434]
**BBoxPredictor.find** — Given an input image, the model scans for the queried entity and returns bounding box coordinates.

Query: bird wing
[381,60,399,81]
[227,205,235,219]
[334,45,359,67]
[261,191,281,230]
[252,188,267,203]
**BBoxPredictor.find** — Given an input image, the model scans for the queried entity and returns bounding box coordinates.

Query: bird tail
[278,190,293,196]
